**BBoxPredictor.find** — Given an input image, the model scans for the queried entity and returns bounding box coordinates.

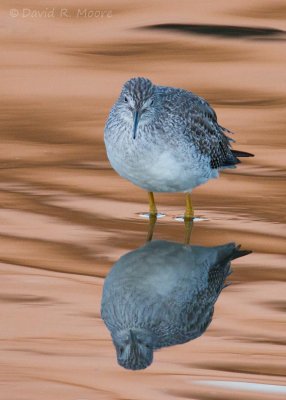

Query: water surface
[0,1,285,399]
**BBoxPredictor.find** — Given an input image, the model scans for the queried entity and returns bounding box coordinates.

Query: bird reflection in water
[101,220,251,370]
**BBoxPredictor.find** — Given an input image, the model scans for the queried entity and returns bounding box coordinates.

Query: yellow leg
[184,193,194,219]
[184,193,194,244]
[146,213,157,242]
[148,192,157,216]
[184,218,193,245]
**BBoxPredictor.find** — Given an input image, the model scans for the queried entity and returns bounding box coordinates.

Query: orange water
[0,1,285,399]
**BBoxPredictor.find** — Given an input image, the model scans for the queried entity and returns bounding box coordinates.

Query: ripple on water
[0,0,285,398]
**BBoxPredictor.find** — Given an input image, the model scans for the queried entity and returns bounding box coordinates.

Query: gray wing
[183,260,231,337]
[152,259,230,349]
[158,86,237,169]
[180,244,251,343]
[185,95,238,169]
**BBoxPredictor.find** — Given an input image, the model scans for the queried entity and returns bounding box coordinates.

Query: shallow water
[0,0,285,399]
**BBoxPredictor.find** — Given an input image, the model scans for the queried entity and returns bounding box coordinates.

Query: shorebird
[104,77,253,218]
[101,240,251,370]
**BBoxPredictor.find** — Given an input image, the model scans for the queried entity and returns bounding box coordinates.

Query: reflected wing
[183,258,232,339]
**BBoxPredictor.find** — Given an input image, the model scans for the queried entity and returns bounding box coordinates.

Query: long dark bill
[133,111,139,139]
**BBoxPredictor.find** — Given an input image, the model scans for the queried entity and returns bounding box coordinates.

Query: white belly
[106,145,217,193]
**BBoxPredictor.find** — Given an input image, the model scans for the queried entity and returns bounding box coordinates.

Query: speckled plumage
[101,240,250,370]
[104,77,253,193]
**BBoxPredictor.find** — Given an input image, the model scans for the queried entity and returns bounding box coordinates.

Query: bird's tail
[213,244,251,291]
[230,245,252,260]
[220,149,254,169]
[231,149,254,158]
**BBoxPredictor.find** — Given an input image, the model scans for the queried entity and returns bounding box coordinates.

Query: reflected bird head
[112,328,154,370]
[119,77,158,139]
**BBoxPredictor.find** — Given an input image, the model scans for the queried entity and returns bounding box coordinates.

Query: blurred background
[0,1,285,399]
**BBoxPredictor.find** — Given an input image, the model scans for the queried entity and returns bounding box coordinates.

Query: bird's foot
[149,209,157,217]
[184,212,194,220]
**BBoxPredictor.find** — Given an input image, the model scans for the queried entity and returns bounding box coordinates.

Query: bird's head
[118,77,158,139]
[112,328,154,370]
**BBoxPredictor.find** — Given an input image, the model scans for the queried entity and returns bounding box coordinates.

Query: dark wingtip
[231,245,252,260]
[232,149,255,158]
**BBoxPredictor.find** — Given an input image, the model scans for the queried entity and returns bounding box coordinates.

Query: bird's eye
[150,100,154,106]
[124,96,128,103]
[119,346,124,356]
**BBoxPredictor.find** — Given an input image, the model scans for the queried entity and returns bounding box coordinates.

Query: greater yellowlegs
[104,77,253,218]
